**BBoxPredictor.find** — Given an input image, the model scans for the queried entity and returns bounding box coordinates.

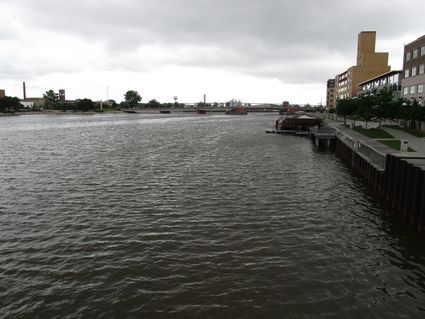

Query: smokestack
[23,81,26,100]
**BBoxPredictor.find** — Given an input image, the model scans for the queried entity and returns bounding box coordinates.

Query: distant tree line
[0,96,22,113]
[121,90,184,108]
[3,88,267,114]
[335,87,425,129]
[42,90,116,112]
[0,89,184,114]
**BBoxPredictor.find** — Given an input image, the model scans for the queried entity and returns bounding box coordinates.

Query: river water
[0,113,424,319]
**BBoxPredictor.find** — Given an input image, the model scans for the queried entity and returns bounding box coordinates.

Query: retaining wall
[328,122,425,231]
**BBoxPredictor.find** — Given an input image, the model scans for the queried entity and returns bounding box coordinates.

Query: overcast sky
[1,0,424,104]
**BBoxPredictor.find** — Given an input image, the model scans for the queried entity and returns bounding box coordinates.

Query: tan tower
[335,31,390,100]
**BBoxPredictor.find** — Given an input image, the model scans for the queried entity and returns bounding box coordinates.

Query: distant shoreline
[1,108,281,117]
[0,110,117,116]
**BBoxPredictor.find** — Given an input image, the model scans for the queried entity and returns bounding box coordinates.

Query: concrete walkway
[323,115,425,155]
[381,127,425,155]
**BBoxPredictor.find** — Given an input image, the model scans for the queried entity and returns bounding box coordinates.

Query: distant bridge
[121,107,281,113]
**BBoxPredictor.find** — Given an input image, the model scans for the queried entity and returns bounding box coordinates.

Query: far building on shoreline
[19,82,72,108]
[326,79,335,109]
[401,35,425,105]
[334,31,391,102]
[327,31,425,109]
[20,82,44,108]
[0,89,5,98]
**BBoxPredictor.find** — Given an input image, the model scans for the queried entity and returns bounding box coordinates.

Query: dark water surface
[1,113,425,319]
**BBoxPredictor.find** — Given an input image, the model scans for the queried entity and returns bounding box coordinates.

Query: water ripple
[1,113,425,318]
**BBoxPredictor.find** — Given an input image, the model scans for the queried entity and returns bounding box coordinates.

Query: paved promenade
[381,127,425,155]
[324,116,425,155]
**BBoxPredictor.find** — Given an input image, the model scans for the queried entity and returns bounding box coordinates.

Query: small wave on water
[1,113,425,319]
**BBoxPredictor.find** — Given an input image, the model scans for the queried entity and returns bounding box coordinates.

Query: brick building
[326,79,336,109]
[334,31,391,100]
[401,35,425,105]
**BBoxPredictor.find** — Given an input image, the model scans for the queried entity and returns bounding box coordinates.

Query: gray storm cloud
[1,0,424,100]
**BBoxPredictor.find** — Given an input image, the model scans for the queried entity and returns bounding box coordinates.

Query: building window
[421,46,425,56]
[412,67,417,77]
[403,87,409,95]
[413,49,418,59]
[410,86,416,94]
[406,52,411,61]
[405,69,410,78]
[419,64,425,75]
[418,84,424,94]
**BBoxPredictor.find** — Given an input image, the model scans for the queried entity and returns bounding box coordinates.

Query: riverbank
[1,108,283,118]
[323,118,425,231]
[0,113,19,116]
[0,111,99,116]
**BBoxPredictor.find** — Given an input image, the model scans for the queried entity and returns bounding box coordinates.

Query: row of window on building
[402,35,425,103]
[403,84,424,95]
[405,46,425,61]
[362,73,401,91]
[404,64,425,78]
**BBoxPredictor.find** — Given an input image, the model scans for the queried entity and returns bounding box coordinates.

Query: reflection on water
[0,113,424,319]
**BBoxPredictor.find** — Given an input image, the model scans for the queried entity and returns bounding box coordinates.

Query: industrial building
[21,82,44,107]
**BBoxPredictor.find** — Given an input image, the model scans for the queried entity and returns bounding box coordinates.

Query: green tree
[75,98,95,111]
[368,87,399,126]
[404,100,424,129]
[197,101,206,108]
[0,96,22,113]
[336,98,356,125]
[356,93,375,129]
[147,99,161,108]
[393,98,406,121]
[124,90,141,108]
[106,99,118,109]
[43,90,58,109]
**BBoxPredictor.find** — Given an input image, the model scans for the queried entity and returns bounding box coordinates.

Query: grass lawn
[377,139,416,152]
[353,126,416,151]
[353,127,394,139]
[383,125,425,138]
